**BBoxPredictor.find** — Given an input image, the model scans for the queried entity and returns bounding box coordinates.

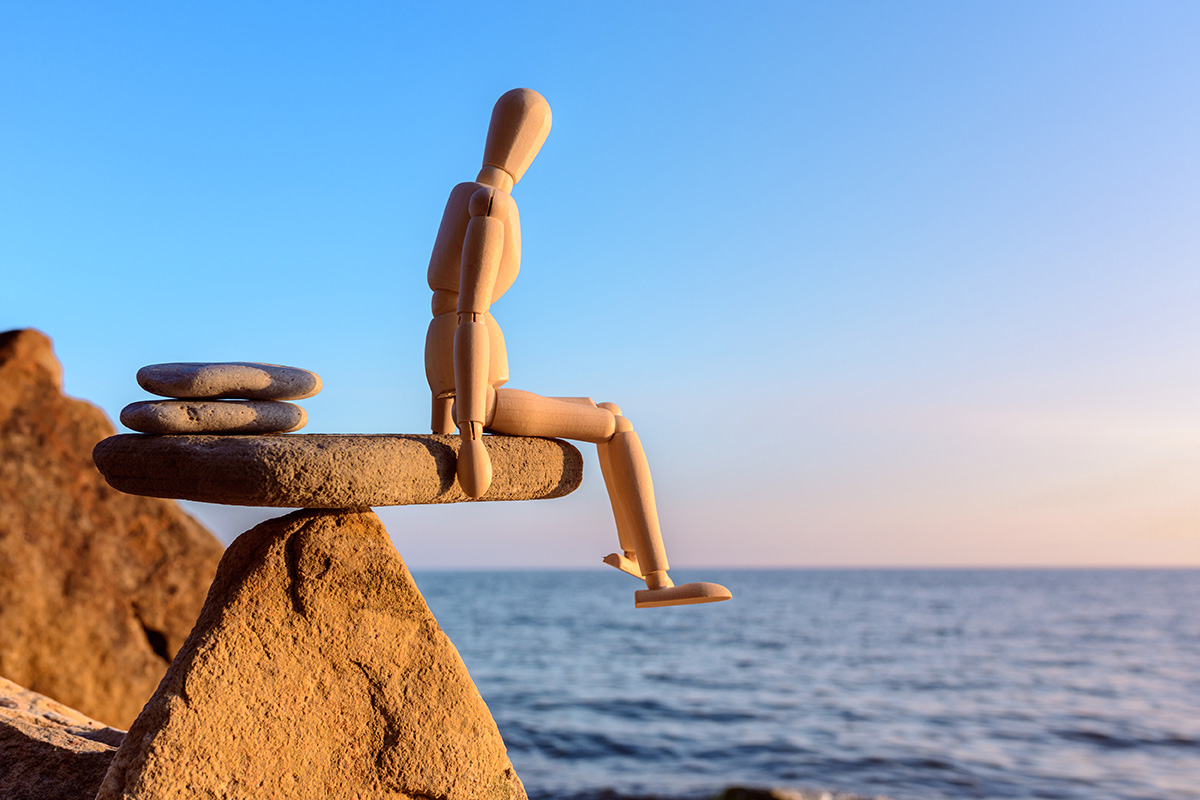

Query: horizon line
[406,563,1200,572]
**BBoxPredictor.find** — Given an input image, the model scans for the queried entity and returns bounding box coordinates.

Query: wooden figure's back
[424,180,518,419]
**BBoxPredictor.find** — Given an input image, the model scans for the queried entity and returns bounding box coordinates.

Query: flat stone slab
[136,362,322,400]
[120,399,307,435]
[92,433,582,507]
[0,676,124,800]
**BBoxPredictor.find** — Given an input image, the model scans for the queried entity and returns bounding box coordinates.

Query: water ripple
[417,569,1200,800]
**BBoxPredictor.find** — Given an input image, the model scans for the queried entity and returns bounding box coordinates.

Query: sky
[2,2,1198,568]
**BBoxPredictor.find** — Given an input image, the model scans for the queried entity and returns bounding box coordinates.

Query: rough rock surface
[94,432,583,507]
[137,361,322,400]
[98,508,526,800]
[120,398,307,434]
[0,329,224,729]
[0,676,124,800]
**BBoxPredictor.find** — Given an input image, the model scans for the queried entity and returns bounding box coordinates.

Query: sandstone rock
[0,329,224,729]
[94,432,583,507]
[98,508,527,800]
[137,361,322,400]
[0,676,124,800]
[120,399,307,434]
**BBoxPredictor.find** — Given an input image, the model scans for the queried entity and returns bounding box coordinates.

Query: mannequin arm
[454,187,505,497]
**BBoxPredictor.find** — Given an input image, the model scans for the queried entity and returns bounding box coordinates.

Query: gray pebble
[136,362,321,401]
[120,400,307,435]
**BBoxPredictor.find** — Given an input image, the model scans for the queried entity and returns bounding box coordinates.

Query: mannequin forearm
[453,320,490,434]
[455,207,504,435]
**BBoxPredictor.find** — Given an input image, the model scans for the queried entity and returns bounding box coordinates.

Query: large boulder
[0,329,224,729]
[0,675,124,800]
[98,508,526,800]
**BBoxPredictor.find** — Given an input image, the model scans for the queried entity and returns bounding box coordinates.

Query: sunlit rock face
[0,329,224,730]
[98,508,526,800]
[0,676,124,800]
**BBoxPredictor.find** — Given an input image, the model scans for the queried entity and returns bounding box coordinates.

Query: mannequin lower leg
[598,439,641,575]
[605,416,672,590]
[431,395,455,434]
[595,403,635,558]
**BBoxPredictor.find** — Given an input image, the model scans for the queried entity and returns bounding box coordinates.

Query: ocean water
[414,569,1200,800]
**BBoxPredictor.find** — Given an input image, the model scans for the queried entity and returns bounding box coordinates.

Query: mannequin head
[481,88,552,185]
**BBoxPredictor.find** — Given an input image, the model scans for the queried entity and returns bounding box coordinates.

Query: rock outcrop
[0,675,124,800]
[99,508,526,800]
[0,329,224,729]
[93,431,583,507]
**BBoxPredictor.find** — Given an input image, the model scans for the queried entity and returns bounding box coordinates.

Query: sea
[412,568,1200,800]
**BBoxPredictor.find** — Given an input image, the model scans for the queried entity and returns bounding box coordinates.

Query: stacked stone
[119,362,321,435]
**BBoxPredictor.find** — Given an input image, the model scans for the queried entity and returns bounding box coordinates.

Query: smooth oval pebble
[120,400,307,435]
[136,362,321,401]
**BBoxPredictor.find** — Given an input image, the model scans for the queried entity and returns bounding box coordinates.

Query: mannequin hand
[456,435,493,497]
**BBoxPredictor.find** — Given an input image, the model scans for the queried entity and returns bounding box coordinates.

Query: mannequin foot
[602,552,642,578]
[634,581,732,608]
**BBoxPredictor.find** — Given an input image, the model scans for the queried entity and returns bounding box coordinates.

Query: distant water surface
[414,569,1200,800]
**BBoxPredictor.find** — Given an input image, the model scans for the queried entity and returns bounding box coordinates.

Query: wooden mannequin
[425,89,731,608]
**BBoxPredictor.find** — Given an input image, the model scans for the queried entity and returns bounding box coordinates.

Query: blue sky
[3,2,1198,567]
